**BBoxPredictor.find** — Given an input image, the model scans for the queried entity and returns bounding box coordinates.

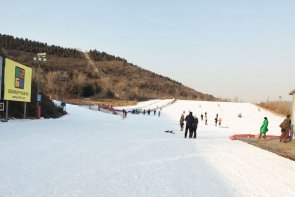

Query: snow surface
[0,100,295,197]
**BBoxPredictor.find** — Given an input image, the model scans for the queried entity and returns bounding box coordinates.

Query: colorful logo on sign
[15,66,25,89]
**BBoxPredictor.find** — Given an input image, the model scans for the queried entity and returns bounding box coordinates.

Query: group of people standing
[179,111,224,139]
[259,114,292,142]
[180,111,198,139]
[200,113,208,125]
[214,114,222,126]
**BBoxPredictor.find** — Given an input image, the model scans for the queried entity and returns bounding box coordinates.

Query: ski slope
[0,100,294,197]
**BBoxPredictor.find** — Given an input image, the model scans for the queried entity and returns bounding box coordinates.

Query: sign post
[289,90,295,140]
[0,102,4,111]
[23,102,27,119]
[5,100,8,122]
[0,56,3,99]
[33,53,46,119]
[59,75,68,113]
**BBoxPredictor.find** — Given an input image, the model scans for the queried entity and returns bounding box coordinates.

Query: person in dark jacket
[280,114,291,142]
[190,116,199,138]
[185,112,194,138]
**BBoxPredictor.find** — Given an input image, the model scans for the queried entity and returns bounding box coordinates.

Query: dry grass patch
[240,138,295,161]
[257,101,291,116]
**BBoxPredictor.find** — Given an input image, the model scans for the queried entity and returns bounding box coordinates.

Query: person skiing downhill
[258,117,268,139]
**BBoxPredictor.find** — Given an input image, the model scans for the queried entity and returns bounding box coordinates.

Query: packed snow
[0,99,294,197]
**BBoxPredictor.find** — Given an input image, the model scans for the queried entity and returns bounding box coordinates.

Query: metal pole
[0,56,3,99]
[34,53,46,119]
[292,94,295,139]
[5,100,8,121]
[23,102,26,119]
[36,62,40,119]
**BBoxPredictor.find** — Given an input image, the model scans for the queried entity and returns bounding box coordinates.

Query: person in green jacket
[258,117,268,139]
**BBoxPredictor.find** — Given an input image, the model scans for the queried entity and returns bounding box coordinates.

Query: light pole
[33,53,46,119]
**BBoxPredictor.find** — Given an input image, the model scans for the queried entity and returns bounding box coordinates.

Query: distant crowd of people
[95,103,162,119]
[141,109,161,117]
[119,108,162,119]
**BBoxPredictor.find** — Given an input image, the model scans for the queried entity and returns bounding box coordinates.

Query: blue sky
[1,0,295,102]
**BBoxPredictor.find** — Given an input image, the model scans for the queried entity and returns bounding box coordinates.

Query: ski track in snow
[0,100,294,197]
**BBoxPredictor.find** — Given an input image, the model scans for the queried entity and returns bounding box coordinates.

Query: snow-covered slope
[0,100,294,197]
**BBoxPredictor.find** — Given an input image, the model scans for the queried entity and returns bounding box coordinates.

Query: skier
[279,114,291,142]
[154,110,156,116]
[190,116,198,138]
[201,114,204,121]
[158,110,161,117]
[180,113,185,131]
[258,117,268,139]
[205,116,208,125]
[218,117,222,126]
[215,114,219,126]
[122,109,127,119]
[184,112,194,138]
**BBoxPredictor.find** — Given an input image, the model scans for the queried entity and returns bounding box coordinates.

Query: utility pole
[33,53,46,119]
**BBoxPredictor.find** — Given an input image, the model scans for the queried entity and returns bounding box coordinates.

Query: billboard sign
[4,58,32,102]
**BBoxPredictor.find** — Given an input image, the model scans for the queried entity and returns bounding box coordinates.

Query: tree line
[89,49,127,62]
[0,34,83,58]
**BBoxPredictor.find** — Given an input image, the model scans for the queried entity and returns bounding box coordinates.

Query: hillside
[0,34,215,101]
